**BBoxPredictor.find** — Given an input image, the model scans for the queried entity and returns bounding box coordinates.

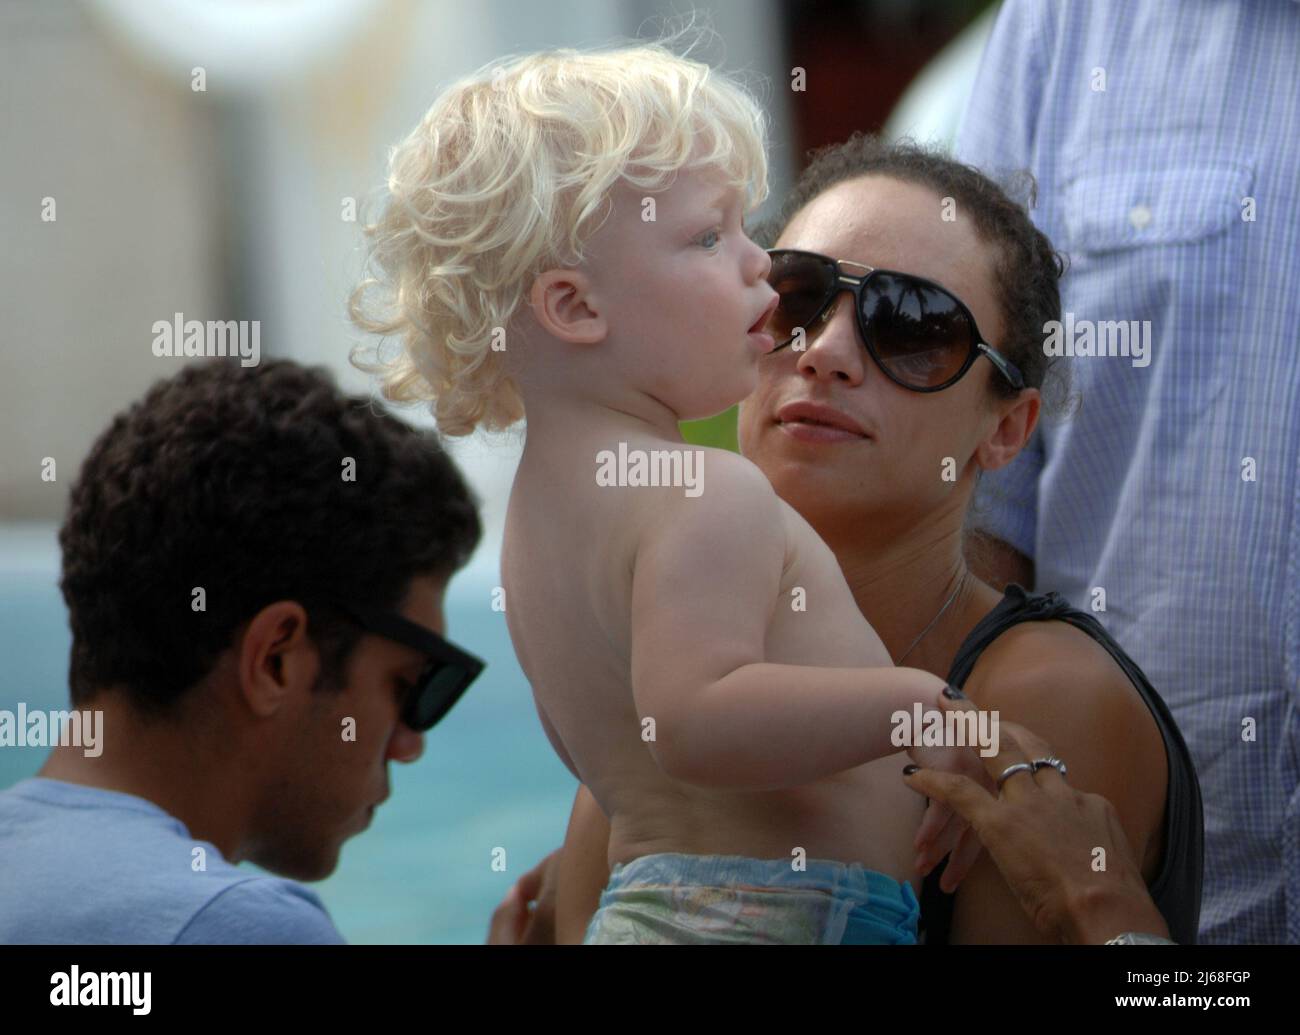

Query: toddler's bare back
[502,431,922,884]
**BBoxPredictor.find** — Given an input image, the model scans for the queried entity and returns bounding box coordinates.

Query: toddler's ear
[529,269,606,345]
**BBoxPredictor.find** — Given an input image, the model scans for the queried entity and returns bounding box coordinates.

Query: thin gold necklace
[896,572,968,665]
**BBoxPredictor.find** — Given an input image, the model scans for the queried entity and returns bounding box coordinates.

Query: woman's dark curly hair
[752,132,1070,413]
[58,359,482,716]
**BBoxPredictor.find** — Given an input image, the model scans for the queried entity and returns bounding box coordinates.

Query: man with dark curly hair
[0,359,483,943]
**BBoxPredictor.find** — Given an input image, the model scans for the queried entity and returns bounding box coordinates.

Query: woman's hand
[903,696,1170,944]
[905,739,992,889]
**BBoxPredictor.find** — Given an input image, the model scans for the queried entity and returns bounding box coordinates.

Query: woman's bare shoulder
[962,618,1147,723]
[959,618,1168,868]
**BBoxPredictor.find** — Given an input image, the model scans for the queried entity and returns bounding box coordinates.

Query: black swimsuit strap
[946,583,1071,684]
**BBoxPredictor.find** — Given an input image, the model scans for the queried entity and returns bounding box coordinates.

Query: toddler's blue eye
[698,229,721,249]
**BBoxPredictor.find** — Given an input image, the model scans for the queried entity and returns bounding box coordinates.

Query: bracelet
[1103,932,1177,945]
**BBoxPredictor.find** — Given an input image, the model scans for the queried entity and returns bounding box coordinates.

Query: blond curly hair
[349,35,770,436]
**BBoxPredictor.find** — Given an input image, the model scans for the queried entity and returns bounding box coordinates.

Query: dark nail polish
[902,764,921,776]
[942,683,966,700]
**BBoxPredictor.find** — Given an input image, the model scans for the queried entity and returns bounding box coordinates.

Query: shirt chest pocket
[1062,154,1255,253]
[1057,147,1256,409]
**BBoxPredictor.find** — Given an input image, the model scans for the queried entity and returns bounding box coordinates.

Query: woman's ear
[528,268,607,345]
[976,387,1040,472]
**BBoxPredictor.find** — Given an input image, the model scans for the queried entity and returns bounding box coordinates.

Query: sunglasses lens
[861,273,974,387]
[407,664,471,731]
[767,252,835,346]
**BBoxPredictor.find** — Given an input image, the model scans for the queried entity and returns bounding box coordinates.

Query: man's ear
[976,387,1040,472]
[236,601,321,718]
[528,268,607,345]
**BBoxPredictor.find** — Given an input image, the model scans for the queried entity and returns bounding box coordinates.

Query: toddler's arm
[631,455,946,791]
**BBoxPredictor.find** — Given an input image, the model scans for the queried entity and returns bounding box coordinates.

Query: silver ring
[1031,756,1068,778]
[996,762,1035,789]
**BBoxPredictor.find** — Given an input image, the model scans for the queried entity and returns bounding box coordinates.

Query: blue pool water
[0,527,577,944]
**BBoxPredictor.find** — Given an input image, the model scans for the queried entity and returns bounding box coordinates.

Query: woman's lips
[776,419,867,443]
[773,400,871,442]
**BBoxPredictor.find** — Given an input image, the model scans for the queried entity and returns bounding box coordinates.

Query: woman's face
[738,174,1012,543]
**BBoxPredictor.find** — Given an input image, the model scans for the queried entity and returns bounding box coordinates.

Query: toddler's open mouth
[748,296,779,334]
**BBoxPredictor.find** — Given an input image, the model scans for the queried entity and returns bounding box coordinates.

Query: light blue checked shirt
[956,0,1300,943]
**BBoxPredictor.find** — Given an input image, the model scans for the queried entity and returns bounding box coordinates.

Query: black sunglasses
[762,248,1024,392]
[321,599,485,733]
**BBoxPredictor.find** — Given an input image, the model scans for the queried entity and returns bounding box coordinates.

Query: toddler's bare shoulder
[639,447,780,548]
[676,447,779,506]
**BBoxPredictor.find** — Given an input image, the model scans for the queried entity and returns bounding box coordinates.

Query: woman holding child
[547,133,1203,945]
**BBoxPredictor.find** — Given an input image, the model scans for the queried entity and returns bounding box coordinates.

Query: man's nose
[387,723,425,764]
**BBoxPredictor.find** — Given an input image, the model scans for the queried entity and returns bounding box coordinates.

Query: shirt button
[1129,204,1153,229]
